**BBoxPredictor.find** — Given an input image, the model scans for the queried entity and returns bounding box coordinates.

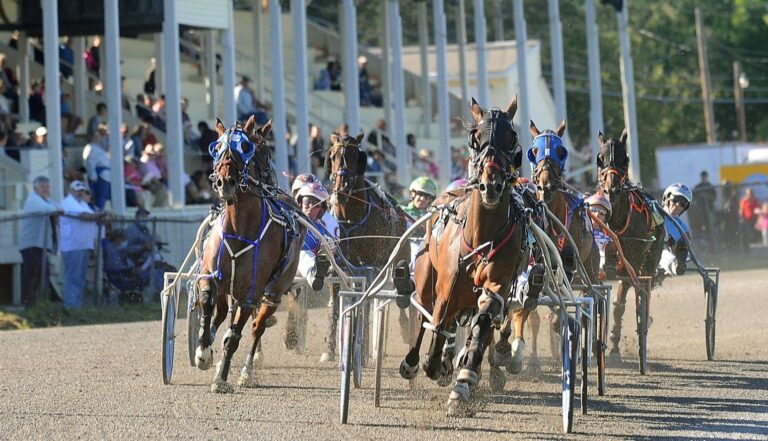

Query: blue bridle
[209,127,257,165]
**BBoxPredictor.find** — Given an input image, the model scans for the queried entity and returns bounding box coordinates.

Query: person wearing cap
[125,207,159,273]
[358,55,373,107]
[19,176,62,307]
[585,193,613,280]
[659,183,693,277]
[60,181,106,308]
[402,176,438,219]
[83,125,111,209]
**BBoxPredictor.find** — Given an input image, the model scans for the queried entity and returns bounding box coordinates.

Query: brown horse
[325,132,411,342]
[196,116,306,392]
[399,98,529,414]
[596,129,664,360]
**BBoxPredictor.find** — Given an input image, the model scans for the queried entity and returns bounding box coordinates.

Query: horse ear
[598,131,605,146]
[505,95,518,120]
[215,118,226,136]
[596,150,604,170]
[357,150,368,176]
[555,120,566,137]
[355,132,365,145]
[529,120,540,138]
[330,133,339,145]
[243,115,256,136]
[620,128,628,145]
[257,119,273,138]
[470,97,483,123]
[527,147,538,164]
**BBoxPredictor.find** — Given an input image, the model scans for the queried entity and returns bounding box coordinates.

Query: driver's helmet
[445,178,468,193]
[295,182,329,205]
[585,193,612,218]
[291,173,320,197]
[663,183,692,210]
[409,176,438,198]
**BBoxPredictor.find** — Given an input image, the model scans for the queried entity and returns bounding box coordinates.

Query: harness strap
[462,221,518,286]
[616,191,651,236]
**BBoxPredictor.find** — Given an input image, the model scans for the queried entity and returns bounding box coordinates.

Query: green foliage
[0,301,161,330]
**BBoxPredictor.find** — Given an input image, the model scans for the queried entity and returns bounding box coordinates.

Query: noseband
[210,126,267,193]
[329,141,362,197]
[598,141,628,190]
[468,109,520,185]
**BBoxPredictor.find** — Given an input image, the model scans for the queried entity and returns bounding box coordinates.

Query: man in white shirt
[59,181,106,308]
[18,176,62,307]
[82,126,111,210]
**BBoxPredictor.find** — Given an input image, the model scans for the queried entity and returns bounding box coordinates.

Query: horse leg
[494,312,514,366]
[609,280,629,361]
[448,290,503,414]
[239,297,280,387]
[194,280,217,370]
[211,306,250,393]
[399,314,426,380]
[283,290,299,351]
[527,308,542,378]
[320,284,338,363]
[435,320,458,387]
[506,308,530,374]
[210,291,231,345]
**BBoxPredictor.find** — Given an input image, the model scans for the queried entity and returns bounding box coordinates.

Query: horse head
[210,116,273,203]
[596,128,629,200]
[326,131,367,205]
[527,120,568,203]
[468,96,522,207]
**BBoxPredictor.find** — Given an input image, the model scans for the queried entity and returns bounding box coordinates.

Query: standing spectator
[83,126,111,210]
[691,171,717,246]
[366,118,395,156]
[59,37,74,78]
[85,36,101,79]
[0,54,18,114]
[144,57,156,96]
[234,76,267,123]
[59,181,104,308]
[181,97,197,146]
[18,176,61,308]
[358,56,372,107]
[739,188,761,248]
[87,103,108,137]
[756,202,768,247]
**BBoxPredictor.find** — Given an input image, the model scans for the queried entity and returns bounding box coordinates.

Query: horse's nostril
[215,178,223,188]
[479,183,487,192]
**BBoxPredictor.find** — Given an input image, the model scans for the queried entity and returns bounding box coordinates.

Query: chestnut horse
[196,116,306,392]
[399,97,529,414]
[596,129,665,360]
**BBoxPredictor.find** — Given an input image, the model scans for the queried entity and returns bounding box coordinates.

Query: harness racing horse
[325,132,411,343]
[196,116,306,392]
[596,129,665,361]
[399,97,529,415]
[502,121,600,373]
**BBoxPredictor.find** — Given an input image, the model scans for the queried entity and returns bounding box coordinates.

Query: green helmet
[409,176,438,198]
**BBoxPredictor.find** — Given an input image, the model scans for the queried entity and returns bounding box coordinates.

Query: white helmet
[291,173,320,197]
[295,182,329,204]
[585,193,612,218]
[663,183,692,207]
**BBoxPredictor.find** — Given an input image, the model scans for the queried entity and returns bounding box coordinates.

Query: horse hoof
[493,341,512,367]
[436,373,452,388]
[319,352,336,363]
[399,359,419,380]
[195,346,213,371]
[238,366,257,388]
[211,378,234,393]
[446,398,473,418]
[506,338,525,374]
[457,368,480,386]
[489,366,506,393]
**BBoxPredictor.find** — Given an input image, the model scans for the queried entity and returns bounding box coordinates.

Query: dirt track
[1,268,766,440]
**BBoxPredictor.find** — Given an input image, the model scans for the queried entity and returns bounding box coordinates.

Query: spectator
[18,176,61,308]
[139,144,169,207]
[197,121,218,155]
[121,76,131,114]
[83,126,112,210]
[181,97,197,146]
[59,181,104,308]
[366,118,395,156]
[0,54,17,114]
[125,208,159,272]
[185,170,213,205]
[0,129,18,162]
[59,38,74,78]
[315,60,342,91]
[358,55,372,107]
[135,93,154,121]
[234,76,268,124]
[144,57,156,96]
[309,124,325,175]
[60,93,82,146]
[102,228,144,297]
[756,202,768,247]
[739,188,761,248]
[691,170,717,246]
[85,36,101,79]
[87,103,108,137]
[28,80,46,124]
[124,150,145,207]
[416,148,439,180]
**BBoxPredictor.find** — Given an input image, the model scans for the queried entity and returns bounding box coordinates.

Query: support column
[252,0,265,100]
[72,36,87,120]
[341,0,360,135]
[417,1,431,137]
[617,5,641,182]
[42,0,64,203]
[433,0,450,189]
[292,0,310,173]
[585,0,604,156]
[513,0,531,179]
[163,0,185,207]
[205,30,218,119]
[269,0,289,189]
[548,0,569,171]
[221,6,237,125]
[456,0,470,119]
[154,33,164,95]
[104,0,125,214]
[380,0,392,133]
[18,32,30,123]
[473,0,490,107]
[389,0,409,187]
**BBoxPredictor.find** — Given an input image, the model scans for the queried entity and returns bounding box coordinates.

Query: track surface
[1,268,767,440]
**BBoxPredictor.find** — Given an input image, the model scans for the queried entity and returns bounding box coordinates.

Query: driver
[659,183,692,277]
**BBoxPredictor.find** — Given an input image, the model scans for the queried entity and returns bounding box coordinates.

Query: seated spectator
[60,93,82,146]
[234,75,268,124]
[124,151,145,207]
[415,148,439,180]
[102,228,144,295]
[315,60,342,91]
[125,208,158,271]
[185,170,213,205]
[87,103,108,137]
[59,38,74,78]
[358,56,373,107]
[140,144,169,207]
[29,80,46,124]
[0,54,18,113]
[135,94,154,121]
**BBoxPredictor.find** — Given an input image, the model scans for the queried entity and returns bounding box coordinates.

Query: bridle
[328,138,363,198]
[467,108,520,187]
[597,140,628,192]
[210,125,268,194]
